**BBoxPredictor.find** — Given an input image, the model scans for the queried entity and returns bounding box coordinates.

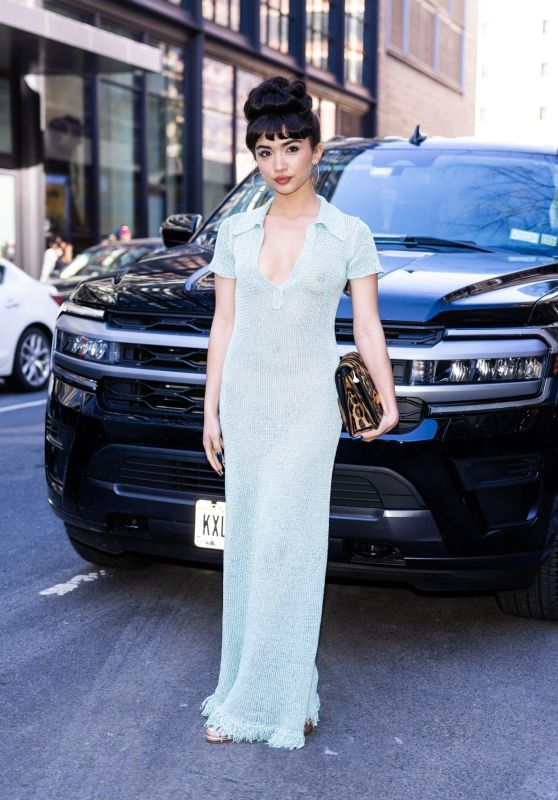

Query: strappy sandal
[204,719,314,743]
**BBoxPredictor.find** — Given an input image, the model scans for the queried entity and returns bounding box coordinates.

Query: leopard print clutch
[334,351,383,437]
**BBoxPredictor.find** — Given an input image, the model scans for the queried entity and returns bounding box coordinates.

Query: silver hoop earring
[251,168,265,192]
[311,161,320,186]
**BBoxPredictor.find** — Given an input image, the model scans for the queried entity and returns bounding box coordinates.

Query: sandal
[204,719,314,743]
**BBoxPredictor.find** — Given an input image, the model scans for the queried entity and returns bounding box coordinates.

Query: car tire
[66,526,153,570]
[494,495,558,621]
[7,326,52,392]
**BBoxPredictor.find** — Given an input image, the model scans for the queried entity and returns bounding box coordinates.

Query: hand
[203,411,225,475]
[355,408,399,443]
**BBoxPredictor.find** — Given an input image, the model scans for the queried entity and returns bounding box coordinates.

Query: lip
[274,177,292,184]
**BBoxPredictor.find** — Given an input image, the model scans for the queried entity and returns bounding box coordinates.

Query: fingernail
[216,452,223,462]
[352,435,363,440]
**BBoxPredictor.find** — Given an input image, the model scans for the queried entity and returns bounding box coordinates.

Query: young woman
[201,75,398,749]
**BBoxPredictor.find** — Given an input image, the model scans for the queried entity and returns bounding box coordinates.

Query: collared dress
[200,192,384,749]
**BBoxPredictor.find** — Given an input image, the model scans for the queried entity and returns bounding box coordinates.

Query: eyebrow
[255,139,301,150]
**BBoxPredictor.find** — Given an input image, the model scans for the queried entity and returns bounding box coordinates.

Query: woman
[201,76,398,749]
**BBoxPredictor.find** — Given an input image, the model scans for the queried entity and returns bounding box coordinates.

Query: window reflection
[202,0,240,30]
[306,0,331,70]
[44,75,92,252]
[99,79,141,239]
[260,0,290,53]
[344,0,365,85]
[202,57,234,216]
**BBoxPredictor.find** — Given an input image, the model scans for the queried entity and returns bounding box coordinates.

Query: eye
[287,145,300,153]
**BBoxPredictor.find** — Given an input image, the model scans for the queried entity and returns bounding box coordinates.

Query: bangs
[246,114,315,151]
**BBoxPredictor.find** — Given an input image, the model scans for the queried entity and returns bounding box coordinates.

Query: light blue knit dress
[200,193,384,749]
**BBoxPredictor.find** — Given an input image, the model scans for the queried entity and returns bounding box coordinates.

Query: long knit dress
[200,192,384,749]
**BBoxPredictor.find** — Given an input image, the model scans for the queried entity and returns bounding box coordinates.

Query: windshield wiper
[373,235,491,252]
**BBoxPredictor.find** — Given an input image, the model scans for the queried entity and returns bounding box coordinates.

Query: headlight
[55,330,121,364]
[409,356,545,384]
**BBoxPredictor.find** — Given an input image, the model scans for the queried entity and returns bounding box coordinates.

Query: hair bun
[244,77,313,122]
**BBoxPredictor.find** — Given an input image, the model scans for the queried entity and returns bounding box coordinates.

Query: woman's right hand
[203,411,225,476]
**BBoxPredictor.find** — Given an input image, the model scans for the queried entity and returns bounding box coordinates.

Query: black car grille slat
[107,311,213,334]
[115,455,423,510]
[335,321,445,346]
[120,344,207,373]
[99,378,205,416]
[98,378,423,430]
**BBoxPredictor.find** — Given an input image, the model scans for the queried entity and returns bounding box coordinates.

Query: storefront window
[202,57,234,216]
[0,172,16,260]
[235,69,263,182]
[99,79,141,240]
[146,43,185,234]
[44,75,92,252]
[0,78,13,155]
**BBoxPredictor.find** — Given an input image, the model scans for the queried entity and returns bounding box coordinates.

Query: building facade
[377,0,477,138]
[476,0,557,145]
[1,0,477,277]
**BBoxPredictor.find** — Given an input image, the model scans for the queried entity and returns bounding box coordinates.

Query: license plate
[194,499,226,550]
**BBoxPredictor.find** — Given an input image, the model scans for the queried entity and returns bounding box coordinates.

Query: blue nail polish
[352,435,363,440]
[217,452,223,462]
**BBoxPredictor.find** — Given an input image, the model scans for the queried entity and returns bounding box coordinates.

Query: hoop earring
[311,161,320,186]
[251,168,265,192]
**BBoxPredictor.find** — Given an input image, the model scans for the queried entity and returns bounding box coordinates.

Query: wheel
[65,525,153,570]
[7,326,52,392]
[495,495,558,620]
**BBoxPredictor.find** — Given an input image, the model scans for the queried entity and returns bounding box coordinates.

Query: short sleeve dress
[200,193,384,749]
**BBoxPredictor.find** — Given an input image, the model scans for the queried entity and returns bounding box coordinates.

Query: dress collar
[230,193,350,241]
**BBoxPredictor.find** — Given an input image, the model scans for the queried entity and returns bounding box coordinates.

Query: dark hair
[243,76,321,157]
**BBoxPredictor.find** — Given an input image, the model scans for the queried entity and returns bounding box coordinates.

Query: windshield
[59,246,156,279]
[196,148,558,256]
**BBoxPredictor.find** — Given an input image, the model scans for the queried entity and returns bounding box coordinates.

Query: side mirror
[160,213,203,248]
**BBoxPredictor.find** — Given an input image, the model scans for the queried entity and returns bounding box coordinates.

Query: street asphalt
[1,380,557,800]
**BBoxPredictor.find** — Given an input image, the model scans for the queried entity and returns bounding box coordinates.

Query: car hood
[71,244,558,326]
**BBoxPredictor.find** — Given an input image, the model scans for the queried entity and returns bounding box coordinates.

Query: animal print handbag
[334,351,383,437]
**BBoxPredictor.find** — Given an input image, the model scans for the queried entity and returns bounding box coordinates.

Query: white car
[0,257,62,392]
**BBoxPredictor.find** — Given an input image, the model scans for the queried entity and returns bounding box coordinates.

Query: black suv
[45,133,558,620]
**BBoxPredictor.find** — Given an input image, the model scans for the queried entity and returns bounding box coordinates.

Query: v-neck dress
[200,193,384,749]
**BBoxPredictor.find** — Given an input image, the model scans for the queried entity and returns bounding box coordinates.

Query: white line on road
[0,399,47,413]
[40,570,108,596]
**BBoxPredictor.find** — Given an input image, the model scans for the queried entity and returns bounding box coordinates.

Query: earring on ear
[311,161,320,186]
[251,168,266,192]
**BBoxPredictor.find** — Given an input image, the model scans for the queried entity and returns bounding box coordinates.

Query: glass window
[0,172,16,260]
[202,57,234,217]
[202,0,240,30]
[344,0,365,85]
[146,43,185,234]
[196,148,558,259]
[99,80,141,240]
[235,69,264,182]
[0,78,13,155]
[44,75,93,252]
[306,0,331,71]
[42,1,94,23]
[260,0,290,54]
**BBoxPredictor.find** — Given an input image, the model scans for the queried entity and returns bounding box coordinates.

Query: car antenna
[409,124,428,145]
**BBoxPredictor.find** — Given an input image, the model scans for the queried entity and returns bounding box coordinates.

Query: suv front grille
[98,377,424,428]
[99,378,205,416]
[115,454,425,510]
[106,310,213,334]
[119,343,207,373]
[335,321,445,346]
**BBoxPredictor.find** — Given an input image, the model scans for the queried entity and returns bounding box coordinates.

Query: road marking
[40,570,108,596]
[0,399,47,413]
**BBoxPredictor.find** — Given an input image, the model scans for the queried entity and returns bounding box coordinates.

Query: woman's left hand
[354,408,399,443]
